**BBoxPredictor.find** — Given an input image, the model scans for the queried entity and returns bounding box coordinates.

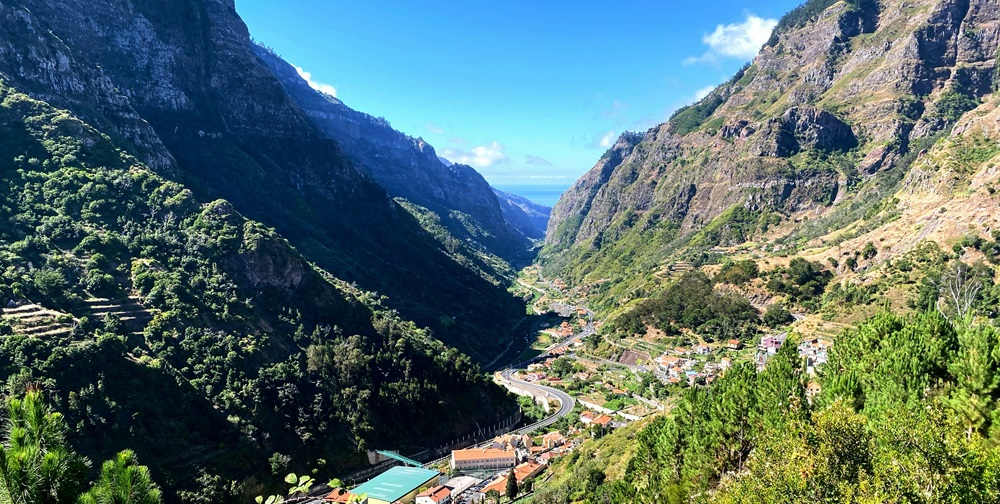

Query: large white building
[450,447,517,471]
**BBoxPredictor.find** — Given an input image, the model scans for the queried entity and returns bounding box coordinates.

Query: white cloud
[294,65,338,97]
[685,14,777,65]
[441,141,508,167]
[426,123,444,134]
[598,130,617,148]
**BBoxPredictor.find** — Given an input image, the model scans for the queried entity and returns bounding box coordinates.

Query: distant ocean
[493,183,573,208]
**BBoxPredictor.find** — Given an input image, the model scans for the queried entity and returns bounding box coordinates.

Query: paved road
[419,370,576,470]
[497,369,576,432]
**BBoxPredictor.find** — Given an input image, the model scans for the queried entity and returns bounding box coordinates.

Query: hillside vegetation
[536,311,1000,503]
[0,80,515,502]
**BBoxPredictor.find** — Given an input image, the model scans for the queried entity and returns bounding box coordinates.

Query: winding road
[497,368,576,432]
[419,369,575,470]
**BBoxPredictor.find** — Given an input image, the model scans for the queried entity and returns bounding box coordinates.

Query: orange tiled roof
[451,447,516,462]
[482,476,507,495]
[593,414,614,426]
[514,462,544,482]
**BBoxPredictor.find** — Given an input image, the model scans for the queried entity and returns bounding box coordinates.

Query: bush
[763,304,793,327]
[715,260,760,285]
[935,91,978,121]
[767,258,833,304]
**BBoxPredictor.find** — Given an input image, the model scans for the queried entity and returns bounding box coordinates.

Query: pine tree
[0,390,89,504]
[505,469,518,501]
[79,450,162,504]
[947,323,1000,439]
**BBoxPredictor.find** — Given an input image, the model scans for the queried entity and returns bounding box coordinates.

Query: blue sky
[236,0,802,186]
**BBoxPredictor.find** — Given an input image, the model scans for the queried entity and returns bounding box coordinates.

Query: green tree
[32,268,68,304]
[505,469,517,501]
[483,489,501,504]
[862,242,877,260]
[946,323,1000,439]
[762,304,793,327]
[78,450,162,504]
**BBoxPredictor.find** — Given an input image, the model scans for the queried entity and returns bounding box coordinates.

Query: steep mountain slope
[253,45,537,263]
[0,80,517,501]
[543,0,1000,311]
[493,187,552,240]
[0,0,523,361]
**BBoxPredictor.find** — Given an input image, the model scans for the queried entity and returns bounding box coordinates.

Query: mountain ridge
[254,43,543,263]
[542,0,1000,312]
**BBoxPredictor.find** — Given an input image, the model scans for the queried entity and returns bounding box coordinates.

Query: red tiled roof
[416,485,451,503]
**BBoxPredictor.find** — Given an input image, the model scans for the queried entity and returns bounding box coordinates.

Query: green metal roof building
[351,466,441,504]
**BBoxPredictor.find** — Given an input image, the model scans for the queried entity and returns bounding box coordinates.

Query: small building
[579,411,596,425]
[492,433,531,451]
[694,344,712,355]
[541,431,566,449]
[760,335,786,355]
[806,381,822,400]
[481,475,508,497]
[351,467,441,504]
[450,447,517,471]
[513,461,545,483]
[719,357,732,369]
[592,414,614,429]
[415,485,452,504]
[442,476,480,498]
[657,355,680,372]
[727,339,744,350]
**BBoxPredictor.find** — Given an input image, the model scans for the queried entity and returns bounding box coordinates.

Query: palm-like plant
[78,450,161,504]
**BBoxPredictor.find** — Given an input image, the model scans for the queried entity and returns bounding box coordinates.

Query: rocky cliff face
[254,45,537,261]
[544,0,1000,308]
[492,188,551,240]
[1,0,524,359]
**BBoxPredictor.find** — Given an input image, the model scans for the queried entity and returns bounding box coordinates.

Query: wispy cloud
[693,85,716,102]
[525,155,552,166]
[684,14,777,65]
[425,123,444,134]
[441,141,508,168]
[294,66,338,97]
[586,130,618,149]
